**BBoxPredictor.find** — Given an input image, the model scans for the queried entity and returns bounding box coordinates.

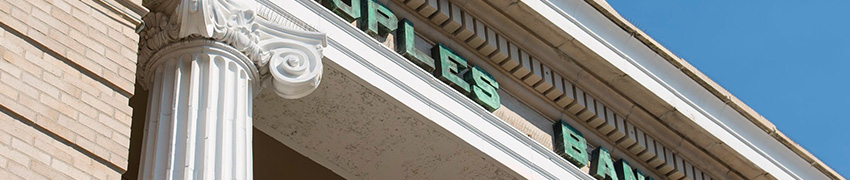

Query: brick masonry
[0,0,141,179]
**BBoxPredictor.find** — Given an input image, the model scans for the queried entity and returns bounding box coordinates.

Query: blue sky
[606,0,850,177]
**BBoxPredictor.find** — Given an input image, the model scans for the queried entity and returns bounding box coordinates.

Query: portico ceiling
[254,64,519,180]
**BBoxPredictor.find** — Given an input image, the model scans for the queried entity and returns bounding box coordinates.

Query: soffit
[254,65,521,180]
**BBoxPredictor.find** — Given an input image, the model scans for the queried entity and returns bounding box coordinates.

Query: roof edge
[581,0,843,179]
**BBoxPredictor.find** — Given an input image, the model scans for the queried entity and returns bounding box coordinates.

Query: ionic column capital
[137,0,326,99]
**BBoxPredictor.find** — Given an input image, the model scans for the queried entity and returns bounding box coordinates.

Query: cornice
[580,1,843,179]
[480,0,840,179]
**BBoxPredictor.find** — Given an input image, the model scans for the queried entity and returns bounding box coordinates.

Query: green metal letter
[615,160,636,180]
[432,44,470,95]
[634,170,653,180]
[360,0,397,37]
[553,120,588,168]
[464,66,500,111]
[317,0,360,22]
[396,19,434,72]
[590,147,619,180]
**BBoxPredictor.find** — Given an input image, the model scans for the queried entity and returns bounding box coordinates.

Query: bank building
[0,0,842,179]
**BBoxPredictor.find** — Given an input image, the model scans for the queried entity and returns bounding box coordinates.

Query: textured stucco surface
[253,127,344,180]
[254,65,519,179]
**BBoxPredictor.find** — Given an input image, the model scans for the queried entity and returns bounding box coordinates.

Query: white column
[138,40,256,180]
[135,0,325,178]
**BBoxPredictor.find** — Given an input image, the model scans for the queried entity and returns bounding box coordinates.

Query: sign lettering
[590,147,618,180]
[554,120,589,168]
[360,0,397,36]
[557,121,653,179]
[317,0,359,22]
[615,160,636,180]
[397,19,434,72]
[317,0,500,111]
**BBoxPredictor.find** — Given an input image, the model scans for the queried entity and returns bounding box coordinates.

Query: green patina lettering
[360,0,397,37]
[432,44,470,95]
[590,147,618,180]
[553,120,588,168]
[396,19,434,72]
[464,66,500,111]
[317,0,360,22]
[635,170,653,180]
[615,160,636,180]
[318,0,502,114]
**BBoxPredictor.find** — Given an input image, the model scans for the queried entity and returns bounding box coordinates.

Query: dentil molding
[137,0,326,99]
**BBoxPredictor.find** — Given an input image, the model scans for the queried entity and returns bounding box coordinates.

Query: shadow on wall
[122,83,146,180]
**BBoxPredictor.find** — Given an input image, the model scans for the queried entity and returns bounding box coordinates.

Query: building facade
[0,0,843,179]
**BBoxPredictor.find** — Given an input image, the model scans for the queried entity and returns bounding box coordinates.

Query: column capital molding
[138,0,326,99]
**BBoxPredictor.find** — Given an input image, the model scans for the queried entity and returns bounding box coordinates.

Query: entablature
[237,0,832,179]
[376,0,731,179]
[379,1,741,180]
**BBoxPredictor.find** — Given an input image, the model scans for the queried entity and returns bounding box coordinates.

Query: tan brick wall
[0,0,141,178]
[0,112,118,179]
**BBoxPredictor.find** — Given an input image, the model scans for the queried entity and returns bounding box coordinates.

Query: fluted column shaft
[139,41,255,180]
